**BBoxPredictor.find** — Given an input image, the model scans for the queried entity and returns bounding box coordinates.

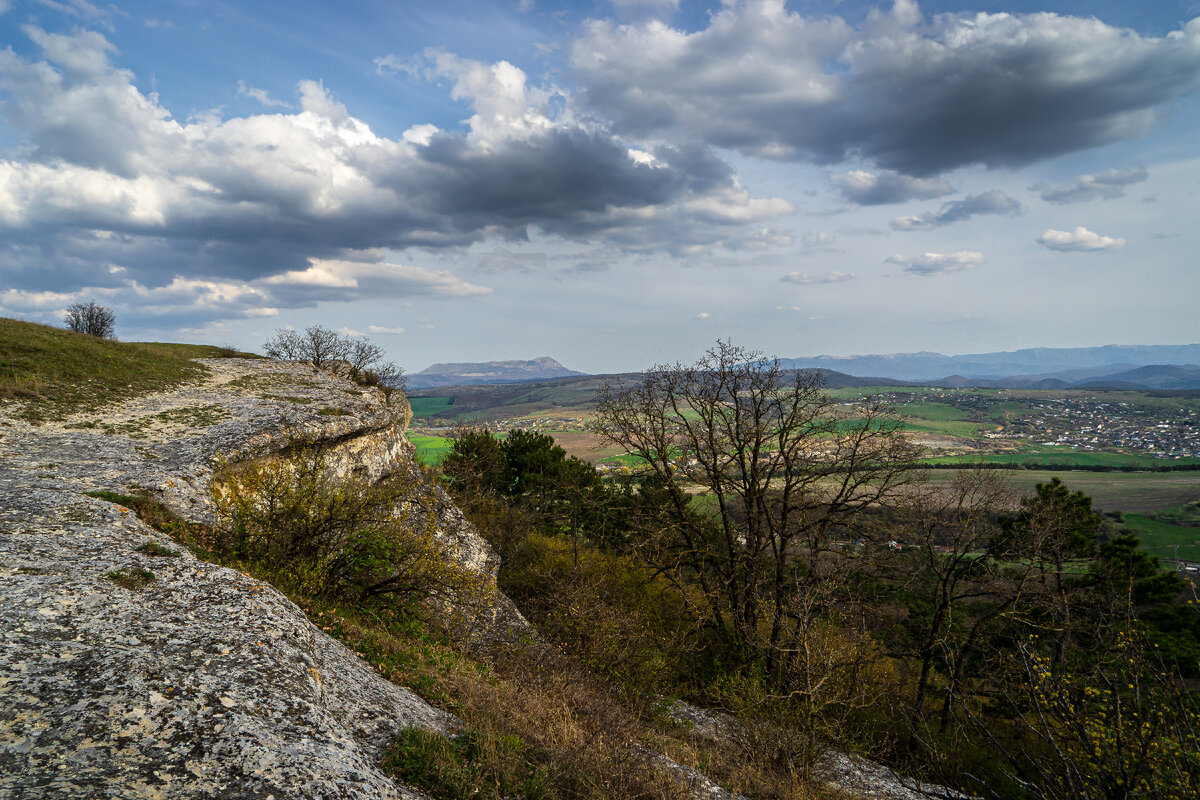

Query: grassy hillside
[0,317,252,421]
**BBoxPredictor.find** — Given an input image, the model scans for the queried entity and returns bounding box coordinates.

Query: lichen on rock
[0,357,521,799]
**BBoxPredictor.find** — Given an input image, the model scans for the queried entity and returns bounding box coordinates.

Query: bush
[210,440,491,618]
[64,301,116,338]
[383,727,554,800]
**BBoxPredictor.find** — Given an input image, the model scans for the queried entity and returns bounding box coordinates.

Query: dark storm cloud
[890,190,1022,231]
[571,0,1200,175]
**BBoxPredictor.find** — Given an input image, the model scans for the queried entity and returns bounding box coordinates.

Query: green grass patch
[105,566,156,590]
[1122,514,1200,562]
[902,419,985,437]
[136,541,180,558]
[410,396,455,417]
[0,317,251,421]
[898,401,972,422]
[410,434,455,466]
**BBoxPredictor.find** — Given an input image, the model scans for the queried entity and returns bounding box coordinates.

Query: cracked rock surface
[0,358,504,799]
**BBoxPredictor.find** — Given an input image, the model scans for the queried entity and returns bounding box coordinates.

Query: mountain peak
[408,357,585,389]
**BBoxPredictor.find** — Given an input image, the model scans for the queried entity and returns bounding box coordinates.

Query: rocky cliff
[0,357,518,799]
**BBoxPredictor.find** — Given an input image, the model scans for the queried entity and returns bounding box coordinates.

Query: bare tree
[593,340,923,689]
[300,325,350,370]
[262,328,303,360]
[347,337,405,389]
[262,325,404,390]
[64,301,116,338]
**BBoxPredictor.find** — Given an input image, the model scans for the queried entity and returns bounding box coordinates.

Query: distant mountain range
[406,357,586,389]
[926,364,1200,391]
[407,345,1200,392]
[777,344,1200,389]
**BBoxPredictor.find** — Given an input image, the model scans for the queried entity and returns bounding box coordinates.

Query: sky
[0,0,1197,374]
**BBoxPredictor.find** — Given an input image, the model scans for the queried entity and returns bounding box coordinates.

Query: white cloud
[237,80,292,109]
[890,190,1021,231]
[695,312,712,319]
[780,271,856,284]
[1037,227,1127,251]
[831,170,952,205]
[1032,167,1148,203]
[260,259,493,299]
[886,251,984,276]
[368,325,406,335]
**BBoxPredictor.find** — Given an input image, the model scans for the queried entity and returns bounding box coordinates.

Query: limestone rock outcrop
[0,358,518,799]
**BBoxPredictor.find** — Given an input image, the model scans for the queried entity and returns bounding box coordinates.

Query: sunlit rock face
[0,358,521,799]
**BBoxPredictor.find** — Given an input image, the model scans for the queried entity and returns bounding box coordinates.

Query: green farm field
[409,396,455,418]
[408,434,454,466]
[920,469,1200,513]
[1122,514,1200,562]
[922,450,1200,469]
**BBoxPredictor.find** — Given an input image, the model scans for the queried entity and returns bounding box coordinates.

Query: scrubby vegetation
[210,441,491,617]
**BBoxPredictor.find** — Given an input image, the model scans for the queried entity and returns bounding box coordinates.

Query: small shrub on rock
[210,440,491,620]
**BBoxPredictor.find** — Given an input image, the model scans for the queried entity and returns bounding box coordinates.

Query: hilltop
[407,357,586,390]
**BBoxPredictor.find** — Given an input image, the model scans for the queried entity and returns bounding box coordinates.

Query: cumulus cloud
[0,256,487,327]
[236,80,292,109]
[1037,227,1127,251]
[780,270,856,284]
[831,170,952,205]
[1031,167,1148,203]
[571,0,1200,174]
[0,28,789,324]
[368,325,406,335]
[886,251,984,276]
[890,190,1021,230]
